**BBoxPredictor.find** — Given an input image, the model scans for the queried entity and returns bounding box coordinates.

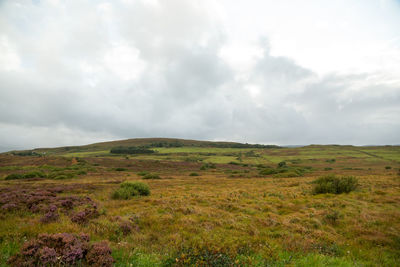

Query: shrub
[40,205,59,223]
[12,151,40,156]
[324,167,333,171]
[7,233,113,266]
[273,172,301,178]
[110,146,155,154]
[4,171,46,180]
[277,161,287,168]
[142,173,160,180]
[137,171,149,176]
[119,221,133,236]
[115,167,127,171]
[2,203,18,211]
[23,171,46,178]
[70,204,99,224]
[200,163,216,170]
[259,168,279,175]
[312,175,358,194]
[112,182,150,199]
[385,166,391,170]
[121,182,150,196]
[86,241,114,266]
[47,171,75,180]
[111,187,137,200]
[53,175,69,180]
[189,172,200,176]
[4,173,24,180]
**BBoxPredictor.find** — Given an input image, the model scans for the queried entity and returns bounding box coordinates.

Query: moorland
[0,138,399,266]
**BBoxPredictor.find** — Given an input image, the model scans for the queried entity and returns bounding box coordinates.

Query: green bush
[122,182,150,196]
[259,165,311,177]
[53,175,69,180]
[385,166,391,170]
[277,161,287,168]
[47,172,75,180]
[189,172,200,176]
[4,171,46,180]
[312,175,358,194]
[110,146,155,154]
[4,173,24,180]
[259,168,279,175]
[76,170,87,175]
[115,167,127,172]
[142,173,160,179]
[112,182,150,200]
[273,172,301,178]
[23,171,46,178]
[112,187,136,200]
[200,163,216,170]
[137,171,149,176]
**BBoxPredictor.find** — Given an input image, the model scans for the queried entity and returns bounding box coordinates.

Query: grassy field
[0,140,399,266]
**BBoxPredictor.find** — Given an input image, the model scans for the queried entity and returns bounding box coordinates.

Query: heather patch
[8,233,113,266]
[0,185,99,224]
[70,202,99,225]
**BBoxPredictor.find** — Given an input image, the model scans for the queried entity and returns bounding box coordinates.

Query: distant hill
[6,138,280,155]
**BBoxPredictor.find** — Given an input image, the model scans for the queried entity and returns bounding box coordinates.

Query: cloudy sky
[1,0,400,151]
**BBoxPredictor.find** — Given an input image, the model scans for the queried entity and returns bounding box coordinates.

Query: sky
[0,0,400,151]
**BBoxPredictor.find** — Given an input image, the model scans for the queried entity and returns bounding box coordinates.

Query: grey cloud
[0,0,399,151]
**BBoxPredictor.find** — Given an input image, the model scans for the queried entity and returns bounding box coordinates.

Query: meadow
[0,139,399,266]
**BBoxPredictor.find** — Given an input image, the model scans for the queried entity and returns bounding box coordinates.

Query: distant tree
[110,146,155,155]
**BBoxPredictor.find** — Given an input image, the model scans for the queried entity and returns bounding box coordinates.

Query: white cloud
[104,43,146,81]
[0,35,20,71]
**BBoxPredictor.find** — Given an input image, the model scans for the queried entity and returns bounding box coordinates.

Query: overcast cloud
[0,0,400,151]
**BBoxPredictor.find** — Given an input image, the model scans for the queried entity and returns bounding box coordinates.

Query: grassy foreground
[0,141,399,266]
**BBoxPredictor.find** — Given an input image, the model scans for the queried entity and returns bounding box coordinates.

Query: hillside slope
[8,138,277,155]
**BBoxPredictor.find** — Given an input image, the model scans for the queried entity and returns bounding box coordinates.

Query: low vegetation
[142,173,161,179]
[312,175,358,194]
[111,182,150,199]
[0,139,399,266]
[258,162,312,178]
[8,233,113,266]
[110,146,155,154]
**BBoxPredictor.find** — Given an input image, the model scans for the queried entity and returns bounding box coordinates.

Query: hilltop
[7,137,279,155]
